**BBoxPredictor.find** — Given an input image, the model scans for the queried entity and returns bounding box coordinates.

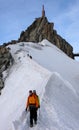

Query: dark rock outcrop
[0,45,14,93]
[3,17,74,59]
[18,17,73,58]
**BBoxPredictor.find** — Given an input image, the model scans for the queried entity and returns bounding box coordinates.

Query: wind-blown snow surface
[0,39,79,130]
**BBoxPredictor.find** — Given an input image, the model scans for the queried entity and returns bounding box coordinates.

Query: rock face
[0,46,14,93]
[4,16,74,59]
[18,17,73,58]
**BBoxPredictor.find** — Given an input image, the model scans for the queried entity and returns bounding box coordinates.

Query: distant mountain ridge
[3,16,73,59]
[19,17,73,58]
[2,5,74,58]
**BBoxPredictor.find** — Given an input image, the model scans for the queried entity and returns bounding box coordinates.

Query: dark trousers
[29,105,37,125]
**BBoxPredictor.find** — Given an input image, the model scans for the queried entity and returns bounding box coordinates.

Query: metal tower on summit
[42,5,45,17]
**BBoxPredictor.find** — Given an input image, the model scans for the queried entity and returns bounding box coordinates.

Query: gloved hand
[36,107,38,111]
[38,105,40,108]
[26,108,27,111]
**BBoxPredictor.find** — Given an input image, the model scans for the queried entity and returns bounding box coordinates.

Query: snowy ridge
[0,39,79,130]
[0,46,51,130]
[12,72,79,130]
[42,72,79,129]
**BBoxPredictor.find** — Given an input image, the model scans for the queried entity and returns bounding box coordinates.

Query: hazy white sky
[0,0,79,53]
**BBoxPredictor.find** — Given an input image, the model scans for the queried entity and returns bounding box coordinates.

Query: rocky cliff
[0,46,14,94]
[18,17,73,58]
[3,16,74,59]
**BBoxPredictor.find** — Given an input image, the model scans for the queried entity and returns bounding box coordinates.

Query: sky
[0,40,79,130]
[0,0,79,54]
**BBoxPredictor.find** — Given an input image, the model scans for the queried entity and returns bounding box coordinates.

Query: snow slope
[0,39,79,130]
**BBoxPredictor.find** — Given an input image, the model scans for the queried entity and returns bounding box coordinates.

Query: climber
[26,90,39,127]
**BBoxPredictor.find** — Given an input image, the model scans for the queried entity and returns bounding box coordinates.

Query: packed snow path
[1,40,79,130]
[12,72,79,130]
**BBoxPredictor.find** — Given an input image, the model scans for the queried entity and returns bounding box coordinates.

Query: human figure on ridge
[26,90,40,127]
[33,90,40,109]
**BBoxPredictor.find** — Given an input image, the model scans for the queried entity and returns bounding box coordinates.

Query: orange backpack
[28,95,36,104]
[27,94,39,108]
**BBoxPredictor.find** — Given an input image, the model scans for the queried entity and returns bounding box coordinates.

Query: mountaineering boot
[34,120,37,124]
[30,124,33,127]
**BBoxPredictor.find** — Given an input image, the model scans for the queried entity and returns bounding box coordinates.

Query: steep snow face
[17,40,79,95]
[41,72,79,130]
[0,46,51,130]
[0,39,79,130]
